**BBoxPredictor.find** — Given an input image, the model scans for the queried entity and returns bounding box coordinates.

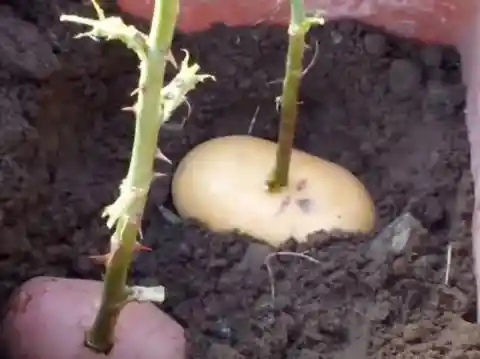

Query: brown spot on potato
[296,179,307,191]
[275,195,291,216]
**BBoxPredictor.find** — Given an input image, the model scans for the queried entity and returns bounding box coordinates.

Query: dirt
[0,0,478,358]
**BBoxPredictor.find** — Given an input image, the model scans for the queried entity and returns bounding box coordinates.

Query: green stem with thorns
[85,0,178,353]
[267,0,324,192]
[61,0,214,353]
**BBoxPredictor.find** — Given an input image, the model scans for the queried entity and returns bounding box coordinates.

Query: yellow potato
[171,135,376,247]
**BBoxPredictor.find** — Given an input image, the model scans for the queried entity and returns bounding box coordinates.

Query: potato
[2,276,185,359]
[172,135,376,246]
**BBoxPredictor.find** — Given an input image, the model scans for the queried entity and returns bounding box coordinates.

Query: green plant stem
[84,221,137,353]
[85,0,178,353]
[267,0,307,192]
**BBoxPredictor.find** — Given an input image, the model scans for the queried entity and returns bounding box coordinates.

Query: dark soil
[0,0,478,358]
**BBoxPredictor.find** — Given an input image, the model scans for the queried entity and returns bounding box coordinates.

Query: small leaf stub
[127,285,166,304]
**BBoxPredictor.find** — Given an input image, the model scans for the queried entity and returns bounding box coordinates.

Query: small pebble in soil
[204,318,234,341]
[372,301,392,322]
[317,312,346,336]
[363,33,387,56]
[368,212,426,259]
[388,59,422,96]
[433,286,469,313]
[420,45,443,68]
[423,81,466,116]
[270,312,295,348]
[330,30,343,45]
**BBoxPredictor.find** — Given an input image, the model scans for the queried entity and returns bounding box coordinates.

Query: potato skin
[172,135,376,246]
[2,276,186,359]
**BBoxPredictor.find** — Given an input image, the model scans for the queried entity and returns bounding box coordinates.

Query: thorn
[75,32,99,41]
[89,243,151,267]
[130,88,139,96]
[155,148,171,164]
[167,50,177,68]
[153,172,167,179]
[122,106,135,112]
[135,242,151,252]
[89,254,109,265]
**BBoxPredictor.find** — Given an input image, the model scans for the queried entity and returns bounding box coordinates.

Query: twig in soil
[248,106,261,134]
[443,171,472,287]
[445,242,452,286]
[266,41,319,86]
[264,251,320,308]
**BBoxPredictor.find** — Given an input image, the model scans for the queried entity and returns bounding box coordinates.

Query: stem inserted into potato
[266,0,324,192]
[171,1,374,247]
